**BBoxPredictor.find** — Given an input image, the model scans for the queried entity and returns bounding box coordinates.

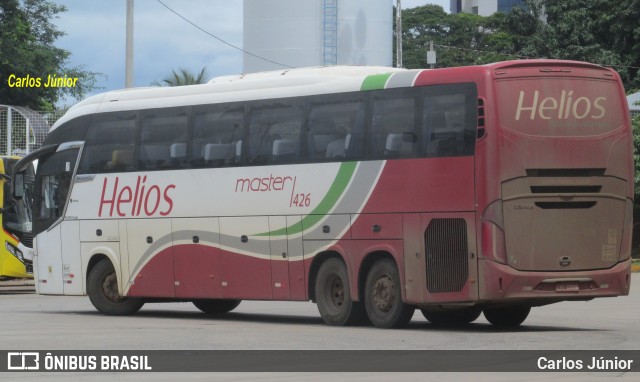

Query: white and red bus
[13,60,633,328]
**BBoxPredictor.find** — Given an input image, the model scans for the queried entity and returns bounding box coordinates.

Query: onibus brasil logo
[7,352,152,371]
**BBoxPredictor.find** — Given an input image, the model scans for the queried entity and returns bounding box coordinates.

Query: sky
[53,0,450,105]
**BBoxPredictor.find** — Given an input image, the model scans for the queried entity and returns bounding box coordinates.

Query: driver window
[36,148,79,224]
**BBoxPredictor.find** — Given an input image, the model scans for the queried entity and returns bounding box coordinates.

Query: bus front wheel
[364,258,414,328]
[315,258,365,326]
[483,305,531,327]
[193,299,241,314]
[87,259,144,316]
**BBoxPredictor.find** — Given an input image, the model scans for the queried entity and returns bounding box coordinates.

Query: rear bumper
[479,258,631,303]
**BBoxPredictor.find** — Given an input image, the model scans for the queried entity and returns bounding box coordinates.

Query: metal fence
[0,106,65,156]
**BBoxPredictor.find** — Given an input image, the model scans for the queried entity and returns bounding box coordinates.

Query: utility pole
[396,0,402,68]
[125,0,134,88]
[427,41,436,69]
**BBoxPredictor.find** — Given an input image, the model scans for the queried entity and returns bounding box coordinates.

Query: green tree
[633,113,640,196]
[0,0,99,110]
[400,5,517,69]
[503,0,640,90]
[632,112,640,257]
[155,67,209,87]
[401,1,640,91]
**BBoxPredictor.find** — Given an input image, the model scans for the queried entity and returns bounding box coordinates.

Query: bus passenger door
[34,145,82,295]
[172,217,222,299]
[34,226,63,294]
[35,218,82,295]
[126,218,175,297]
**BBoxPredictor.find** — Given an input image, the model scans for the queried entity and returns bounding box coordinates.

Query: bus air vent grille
[424,218,468,293]
[525,168,605,177]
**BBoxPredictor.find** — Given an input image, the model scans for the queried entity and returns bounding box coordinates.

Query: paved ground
[1,274,638,381]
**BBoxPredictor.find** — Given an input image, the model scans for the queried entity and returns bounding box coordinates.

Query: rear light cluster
[481,200,507,263]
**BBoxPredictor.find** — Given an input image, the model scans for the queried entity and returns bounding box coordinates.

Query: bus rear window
[496,78,625,137]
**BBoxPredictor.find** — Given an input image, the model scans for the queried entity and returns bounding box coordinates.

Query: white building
[243,0,392,73]
[450,0,526,16]
[628,92,640,118]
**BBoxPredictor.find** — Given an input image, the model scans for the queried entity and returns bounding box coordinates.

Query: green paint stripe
[360,73,393,91]
[258,161,357,237]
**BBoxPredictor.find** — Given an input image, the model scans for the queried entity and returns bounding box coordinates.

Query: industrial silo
[243,0,392,73]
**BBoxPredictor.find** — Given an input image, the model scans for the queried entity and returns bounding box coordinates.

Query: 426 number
[291,193,311,207]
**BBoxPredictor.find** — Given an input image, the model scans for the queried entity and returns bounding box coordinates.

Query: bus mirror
[13,173,25,200]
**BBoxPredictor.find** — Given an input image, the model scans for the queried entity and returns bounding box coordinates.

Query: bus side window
[139,109,188,170]
[308,118,337,160]
[248,103,302,165]
[308,94,365,162]
[44,115,90,146]
[371,92,418,159]
[78,113,136,174]
[192,106,243,168]
[422,85,476,157]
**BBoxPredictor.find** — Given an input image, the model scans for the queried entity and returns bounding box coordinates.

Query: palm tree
[154,67,209,86]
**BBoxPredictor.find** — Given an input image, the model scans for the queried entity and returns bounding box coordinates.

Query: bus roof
[52,60,615,131]
[485,59,612,72]
[52,66,409,131]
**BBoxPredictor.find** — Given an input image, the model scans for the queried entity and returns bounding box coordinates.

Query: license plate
[555,283,579,292]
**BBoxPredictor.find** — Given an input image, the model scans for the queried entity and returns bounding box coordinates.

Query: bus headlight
[5,241,24,262]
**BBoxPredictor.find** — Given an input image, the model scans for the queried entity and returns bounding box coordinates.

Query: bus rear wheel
[483,306,531,327]
[193,299,241,314]
[315,258,365,326]
[364,259,414,328]
[421,307,482,325]
[87,259,144,315]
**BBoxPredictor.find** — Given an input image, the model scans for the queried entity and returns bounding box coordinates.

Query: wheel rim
[102,272,122,302]
[372,275,394,312]
[326,274,345,312]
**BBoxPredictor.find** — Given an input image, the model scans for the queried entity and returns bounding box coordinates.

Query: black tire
[315,258,365,326]
[421,307,482,325]
[87,259,144,315]
[483,306,531,327]
[193,299,241,314]
[364,259,414,328]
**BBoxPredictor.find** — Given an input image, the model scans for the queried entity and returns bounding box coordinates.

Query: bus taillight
[481,200,507,263]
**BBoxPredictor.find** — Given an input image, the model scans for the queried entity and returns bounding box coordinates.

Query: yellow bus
[0,157,35,279]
